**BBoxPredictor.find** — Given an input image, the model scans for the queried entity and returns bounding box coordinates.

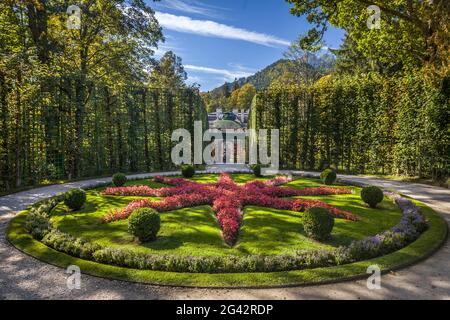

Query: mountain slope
[208,59,292,95]
[207,52,336,95]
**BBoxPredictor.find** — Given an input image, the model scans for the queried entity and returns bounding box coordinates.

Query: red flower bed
[102,186,158,197]
[101,173,358,244]
[265,176,291,186]
[103,199,153,223]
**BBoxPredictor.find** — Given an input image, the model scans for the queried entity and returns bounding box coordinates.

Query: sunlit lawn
[51,174,401,257]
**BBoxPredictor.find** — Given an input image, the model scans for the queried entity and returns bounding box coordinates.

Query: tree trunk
[14,69,22,187]
[142,90,150,171]
[72,48,88,178]
[26,1,49,65]
[104,87,116,172]
[0,72,10,190]
[153,90,163,169]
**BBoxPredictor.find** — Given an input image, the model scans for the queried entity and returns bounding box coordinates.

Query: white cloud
[186,75,202,83]
[156,0,223,17]
[155,12,291,47]
[185,64,254,81]
[154,43,179,57]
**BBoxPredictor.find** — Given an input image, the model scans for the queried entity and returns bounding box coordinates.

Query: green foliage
[361,186,384,208]
[320,169,336,185]
[128,208,161,242]
[42,230,102,260]
[148,51,187,89]
[24,195,64,239]
[250,73,449,180]
[286,0,449,75]
[92,246,340,273]
[0,1,208,192]
[181,165,195,178]
[302,207,335,241]
[251,164,262,177]
[25,210,52,240]
[228,83,257,109]
[64,189,87,211]
[112,173,127,187]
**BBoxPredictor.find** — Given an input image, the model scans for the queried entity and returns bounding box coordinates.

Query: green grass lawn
[50,174,402,257]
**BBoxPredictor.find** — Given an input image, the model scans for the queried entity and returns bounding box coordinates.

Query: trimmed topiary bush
[302,207,335,241]
[251,164,262,177]
[320,169,337,185]
[64,188,86,211]
[361,186,384,208]
[181,164,195,178]
[128,208,161,242]
[112,173,127,187]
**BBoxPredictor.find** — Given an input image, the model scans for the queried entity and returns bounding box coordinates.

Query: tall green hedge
[0,80,207,191]
[250,73,449,179]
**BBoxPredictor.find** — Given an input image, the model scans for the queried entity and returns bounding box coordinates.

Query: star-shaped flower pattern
[102,174,357,245]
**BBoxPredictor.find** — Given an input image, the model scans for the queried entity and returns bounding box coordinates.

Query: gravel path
[1,171,449,300]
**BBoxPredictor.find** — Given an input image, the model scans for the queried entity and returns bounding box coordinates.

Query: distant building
[208,108,249,129]
[207,108,249,164]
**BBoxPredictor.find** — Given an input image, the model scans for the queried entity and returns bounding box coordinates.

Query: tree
[331,37,372,74]
[269,71,299,87]
[232,78,240,91]
[148,51,187,89]
[45,0,163,177]
[284,36,333,85]
[221,82,231,98]
[236,83,256,109]
[286,0,450,76]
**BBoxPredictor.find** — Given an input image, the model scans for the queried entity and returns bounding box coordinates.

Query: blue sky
[149,0,345,91]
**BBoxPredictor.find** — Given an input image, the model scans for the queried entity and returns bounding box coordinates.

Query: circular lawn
[6,173,447,287]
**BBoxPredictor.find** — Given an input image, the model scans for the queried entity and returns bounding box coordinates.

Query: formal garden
[0,0,448,299]
[6,167,447,287]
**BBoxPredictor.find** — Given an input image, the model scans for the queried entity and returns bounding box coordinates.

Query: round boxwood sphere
[112,173,127,187]
[320,169,337,185]
[251,164,262,177]
[181,165,195,178]
[128,208,161,242]
[302,207,334,241]
[361,186,384,208]
[64,188,86,211]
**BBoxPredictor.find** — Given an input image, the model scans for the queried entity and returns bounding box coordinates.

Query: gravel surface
[0,171,449,300]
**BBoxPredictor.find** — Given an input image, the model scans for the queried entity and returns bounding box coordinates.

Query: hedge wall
[0,80,207,191]
[250,73,449,179]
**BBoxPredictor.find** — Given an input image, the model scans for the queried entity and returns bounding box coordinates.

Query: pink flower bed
[102,186,158,197]
[265,176,292,186]
[101,173,358,244]
[213,197,242,245]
